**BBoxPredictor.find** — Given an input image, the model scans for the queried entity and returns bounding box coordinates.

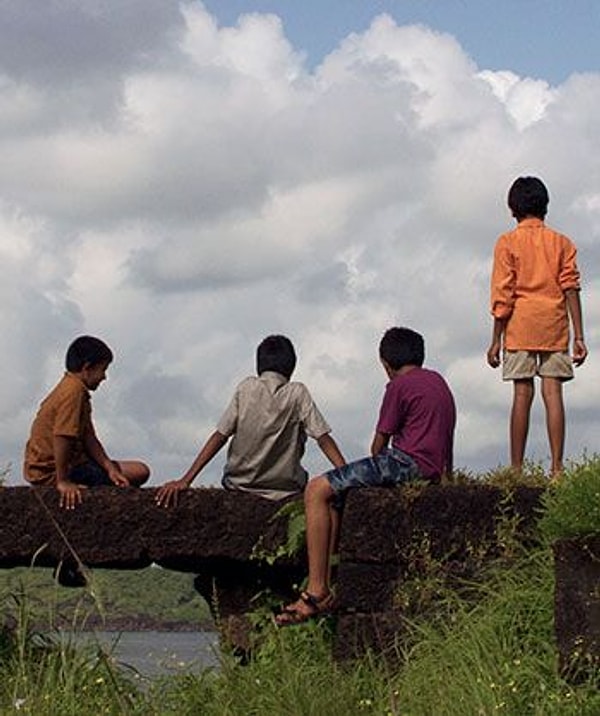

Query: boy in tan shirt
[487,177,588,476]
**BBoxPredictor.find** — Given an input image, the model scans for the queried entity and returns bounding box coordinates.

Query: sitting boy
[276,327,456,625]
[156,334,346,507]
[24,335,150,510]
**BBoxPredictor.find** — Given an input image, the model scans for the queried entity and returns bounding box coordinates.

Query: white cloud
[1,6,598,484]
[479,69,556,130]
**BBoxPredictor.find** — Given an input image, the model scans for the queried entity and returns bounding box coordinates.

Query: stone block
[554,535,600,681]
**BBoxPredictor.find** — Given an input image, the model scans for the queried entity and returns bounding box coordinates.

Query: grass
[150,547,599,716]
[539,454,600,542]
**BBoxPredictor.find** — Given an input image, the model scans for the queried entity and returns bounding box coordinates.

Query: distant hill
[0,565,214,631]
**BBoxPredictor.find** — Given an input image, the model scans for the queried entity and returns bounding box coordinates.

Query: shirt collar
[259,371,289,392]
[64,371,90,393]
[517,217,544,228]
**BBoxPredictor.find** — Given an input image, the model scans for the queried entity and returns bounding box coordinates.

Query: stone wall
[0,484,545,658]
[553,535,600,680]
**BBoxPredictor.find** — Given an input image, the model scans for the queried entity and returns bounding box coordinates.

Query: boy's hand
[107,462,131,487]
[573,338,588,366]
[155,479,189,508]
[56,479,85,510]
[487,340,502,368]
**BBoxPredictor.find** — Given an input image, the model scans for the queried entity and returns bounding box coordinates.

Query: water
[75,630,220,681]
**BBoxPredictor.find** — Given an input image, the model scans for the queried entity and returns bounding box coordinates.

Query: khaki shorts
[502,350,573,382]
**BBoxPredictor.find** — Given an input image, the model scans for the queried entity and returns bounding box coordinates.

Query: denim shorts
[325,447,422,498]
[68,460,112,487]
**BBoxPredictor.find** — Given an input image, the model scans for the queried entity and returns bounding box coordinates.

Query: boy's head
[379,327,425,371]
[508,176,549,221]
[256,335,296,379]
[66,335,113,372]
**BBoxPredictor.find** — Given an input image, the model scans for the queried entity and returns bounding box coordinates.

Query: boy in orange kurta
[487,177,588,476]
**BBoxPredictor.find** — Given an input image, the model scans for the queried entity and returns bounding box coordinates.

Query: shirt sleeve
[558,238,581,291]
[376,381,405,435]
[297,385,331,439]
[52,383,88,438]
[490,236,516,319]
[215,387,240,437]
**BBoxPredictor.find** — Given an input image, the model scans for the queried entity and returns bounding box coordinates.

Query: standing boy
[276,327,456,625]
[24,335,150,509]
[487,176,588,476]
[155,334,346,507]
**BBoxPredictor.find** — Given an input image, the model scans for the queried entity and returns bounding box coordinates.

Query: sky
[1,0,599,487]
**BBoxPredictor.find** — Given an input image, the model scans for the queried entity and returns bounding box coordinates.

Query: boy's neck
[515,213,544,223]
[388,364,419,379]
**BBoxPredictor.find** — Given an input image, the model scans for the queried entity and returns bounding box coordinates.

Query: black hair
[65,335,113,372]
[256,335,297,379]
[507,176,549,220]
[379,327,425,369]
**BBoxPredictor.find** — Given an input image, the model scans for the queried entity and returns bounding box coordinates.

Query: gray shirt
[216,371,331,500]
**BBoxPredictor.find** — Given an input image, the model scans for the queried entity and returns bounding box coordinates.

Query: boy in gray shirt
[156,335,345,506]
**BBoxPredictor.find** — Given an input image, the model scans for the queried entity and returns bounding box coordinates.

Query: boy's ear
[381,358,394,377]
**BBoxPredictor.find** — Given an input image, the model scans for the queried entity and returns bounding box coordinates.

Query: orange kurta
[490,218,580,351]
[23,372,92,485]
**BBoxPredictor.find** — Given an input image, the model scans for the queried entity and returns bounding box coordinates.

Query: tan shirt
[23,372,92,485]
[216,371,331,500]
[490,218,581,351]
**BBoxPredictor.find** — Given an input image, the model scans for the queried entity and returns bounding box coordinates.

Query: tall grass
[0,583,143,715]
[150,547,599,716]
[539,454,600,542]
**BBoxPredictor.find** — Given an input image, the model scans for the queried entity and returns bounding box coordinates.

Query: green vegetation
[539,454,600,542]
[153,548,600,716]
[2,546,598,715]
[1,458,599,714]
[0,566,212,630]
[0,462,11,486]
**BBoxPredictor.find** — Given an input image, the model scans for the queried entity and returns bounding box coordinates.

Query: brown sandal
[275,590,335,627]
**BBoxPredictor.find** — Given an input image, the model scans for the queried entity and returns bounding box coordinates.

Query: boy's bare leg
[116,460,150,486]
[276,475,334,624]
[510,378,534,471]
[541,377,565,476]
[304,476,335,599]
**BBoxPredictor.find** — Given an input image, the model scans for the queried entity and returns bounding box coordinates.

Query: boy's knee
[305,475,333,503]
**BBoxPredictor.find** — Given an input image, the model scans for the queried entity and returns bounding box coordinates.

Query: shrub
[539,455,600,542]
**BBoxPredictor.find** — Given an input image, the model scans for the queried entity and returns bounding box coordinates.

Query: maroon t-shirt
[376,367,456,479]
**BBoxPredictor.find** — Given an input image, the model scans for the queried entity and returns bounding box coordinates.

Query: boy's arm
[155,430,228,508]
[486,317,506,368]
[316,433,346,468]
[565,288,588,366]
[370,431,390,456]
[53,435,84,510]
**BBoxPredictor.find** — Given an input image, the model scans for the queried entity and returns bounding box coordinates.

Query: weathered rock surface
[0,484,547,659]
[0,486,290,568]
[554,535,600,680]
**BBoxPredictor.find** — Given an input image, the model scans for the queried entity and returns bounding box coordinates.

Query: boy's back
[378,366,455,480]
[155,334,346,508]
[491,217,579,351]
[218,371,331,499]
[24,372,91,484]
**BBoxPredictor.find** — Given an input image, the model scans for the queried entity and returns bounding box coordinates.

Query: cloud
[1,5,599,485]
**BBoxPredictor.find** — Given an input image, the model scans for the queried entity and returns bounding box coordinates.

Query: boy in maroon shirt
[277,326,456,625]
